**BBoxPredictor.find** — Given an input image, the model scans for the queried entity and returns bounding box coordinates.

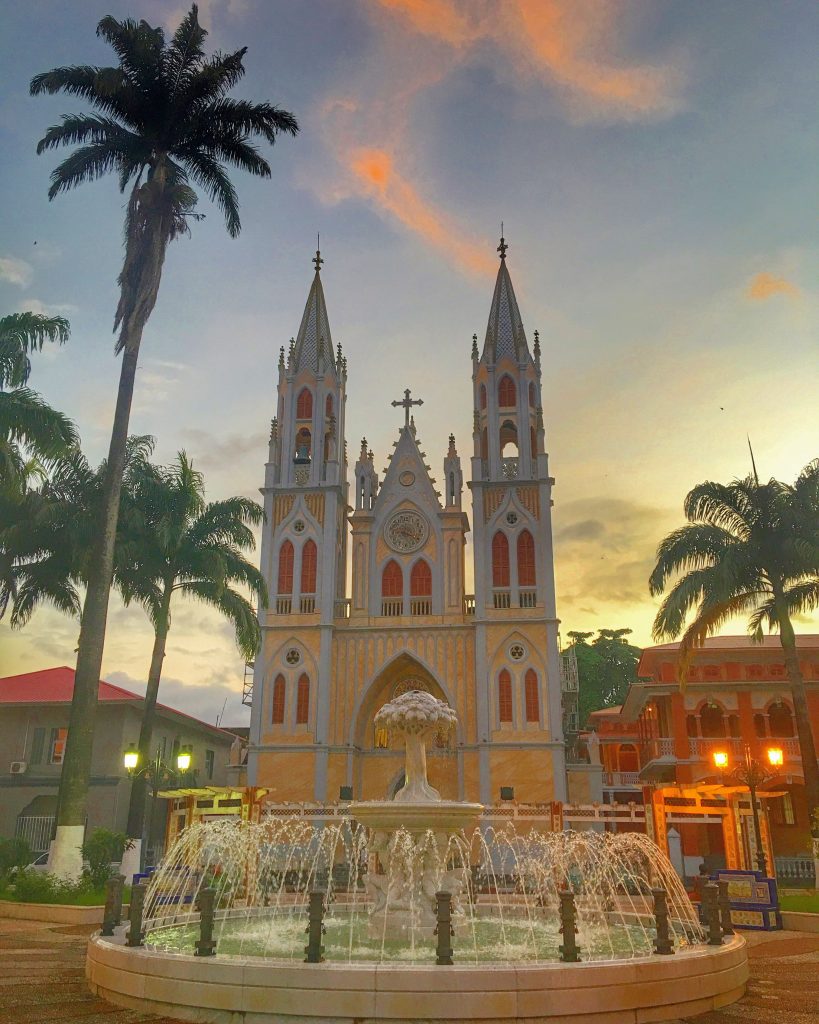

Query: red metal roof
[0,666,233,739]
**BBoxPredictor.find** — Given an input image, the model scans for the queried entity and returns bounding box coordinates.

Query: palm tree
[0,312,75,494]
[118,452,266,863]
[649,461,819,819]
[30,6,297,876]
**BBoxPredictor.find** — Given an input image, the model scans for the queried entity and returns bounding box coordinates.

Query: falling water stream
[143,818,705,964]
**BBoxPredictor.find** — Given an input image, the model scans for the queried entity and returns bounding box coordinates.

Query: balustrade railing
[334,598,351,619]
[463,594,475,615]
[381,598,403,617]
[410,598,432,616]
[603,771,640,788]
[775,856,816,884]
[275,596,292,614]
[493,590,511,609]
[519,588,537,608]
[299,596,316,613]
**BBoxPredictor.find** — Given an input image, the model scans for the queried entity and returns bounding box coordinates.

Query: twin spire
[291,242,336,376]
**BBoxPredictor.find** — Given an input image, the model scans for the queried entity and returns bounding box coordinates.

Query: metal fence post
[717,879,734,937]
[126,882,146,948]
[304,891,325,963]
[195,886,217,957]
[101,876,118,937]
[435,891,454,965]
[558,889,581,963]
[651,887,674,955]
[703,882,723,946]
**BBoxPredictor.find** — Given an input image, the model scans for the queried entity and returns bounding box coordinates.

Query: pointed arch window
[277,541,294,594]
[296,674,310,725]
[517,530,536,587]
[480,384,487,409]
[524,669,539,723]
[296,388,313,419]
[382,560,403,598]
[301,539,317,595]
[498,375,516,407]
[492,532,510,588]
[295,427,312,463]
[499,669,513,723]
[272,674,286,725]
[410,560,432,596]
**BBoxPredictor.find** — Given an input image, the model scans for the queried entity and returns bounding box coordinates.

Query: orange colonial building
[590,635,819,883]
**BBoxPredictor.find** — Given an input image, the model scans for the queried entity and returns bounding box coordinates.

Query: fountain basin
[87,928,748,1024]
[349,800,483,833]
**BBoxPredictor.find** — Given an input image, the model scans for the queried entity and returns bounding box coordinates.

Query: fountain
[86,691,749,1023]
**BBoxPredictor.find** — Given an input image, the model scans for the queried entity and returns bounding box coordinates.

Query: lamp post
[124,744,193,871]
[712,744,783,877]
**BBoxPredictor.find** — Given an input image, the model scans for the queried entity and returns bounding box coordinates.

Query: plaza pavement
[0,915,817,1023]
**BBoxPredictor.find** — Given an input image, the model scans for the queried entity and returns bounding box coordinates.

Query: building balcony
[299,595,316,614]
[381,598,403,617]
[519,588,537,608]
[688,736,801,760]
[603,771,641,788]
[463,594,475,615]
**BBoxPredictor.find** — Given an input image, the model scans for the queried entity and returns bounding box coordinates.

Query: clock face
[384,509,429,553]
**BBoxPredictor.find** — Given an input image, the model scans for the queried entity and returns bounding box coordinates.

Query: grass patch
[779,892,819,914]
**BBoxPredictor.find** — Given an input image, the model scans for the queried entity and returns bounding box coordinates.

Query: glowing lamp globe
[123,745,139,771]
[767,747,784,767]
[177,746,192,772]
[712,750,729,770]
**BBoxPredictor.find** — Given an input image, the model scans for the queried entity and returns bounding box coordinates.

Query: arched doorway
[351,653,458,802]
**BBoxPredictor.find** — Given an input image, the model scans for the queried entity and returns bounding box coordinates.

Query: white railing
[334,599,351,619]
[493,590,511,609]
[501,457,519,480]
[299,596,316,613]
[519,589,537,608]
[15,815,54,853]
[603,771,640,788]
[643,737,676,760]
[275,596,292,614]
[775,856,816,883]
[688,737,743,759]
[381,599,403,617]
[410,598,432,616]
[463,594,475,615]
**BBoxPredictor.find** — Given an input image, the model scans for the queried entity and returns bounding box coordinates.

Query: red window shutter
[296,388,313,419]
[272,675,286,724]
[499,670,513,723]
[498,375,516,407]
[382,560,403,598]
[492,532,510,587]
[301,540,317,594]
[517,530,536,587]
[410,560,432,596]
[278,541,294,594]
[296,674,310,725]
[525,669,539,723]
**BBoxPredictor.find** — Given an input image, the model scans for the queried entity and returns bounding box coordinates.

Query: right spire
[482,233,531,364]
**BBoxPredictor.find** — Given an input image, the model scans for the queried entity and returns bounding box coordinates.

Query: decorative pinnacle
[533,328,540,356]
[313,235,323,273]
[447,433,457,457]
[336,341,343,363]
[270,417,278,441]
[278,345,285,367]
[497,224,508,261]
[471,332,478,358]
[360,437,368,458]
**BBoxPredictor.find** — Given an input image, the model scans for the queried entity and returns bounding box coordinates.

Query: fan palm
[31,6,297,876]
[118,452,266,857]
[649,461,819,817]
[0,312,75,495]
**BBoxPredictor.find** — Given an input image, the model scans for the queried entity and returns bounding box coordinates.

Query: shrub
[0,837,32,882]
[81,828,131,887]
[11,869,108,905]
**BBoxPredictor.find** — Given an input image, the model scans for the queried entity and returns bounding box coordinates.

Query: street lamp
[124,744,194,871]
[712,743,783,877]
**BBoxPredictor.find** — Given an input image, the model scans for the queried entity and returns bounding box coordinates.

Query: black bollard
[112,873,125,926]
[434,891,454,966]
[651,887,674,955]
[558,889,581,963]
[304,891,326,963]
[126,882,146,947]
[101,876,118,937]
[703,882,723,946]
[195,887,217,957]
[717,879,734,937]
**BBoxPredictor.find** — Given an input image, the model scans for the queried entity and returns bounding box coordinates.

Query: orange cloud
[747,272,799,301]
[349,148,496,277]
[374,0,480,48]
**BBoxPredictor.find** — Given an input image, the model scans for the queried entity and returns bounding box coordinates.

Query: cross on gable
[391,388,423,427]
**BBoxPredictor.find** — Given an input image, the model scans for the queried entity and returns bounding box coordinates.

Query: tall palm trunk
[50,178,171,880]
[775,593,819,817]
[125,587,171,842]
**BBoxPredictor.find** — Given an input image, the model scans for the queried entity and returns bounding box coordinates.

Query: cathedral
[247,238,568,806]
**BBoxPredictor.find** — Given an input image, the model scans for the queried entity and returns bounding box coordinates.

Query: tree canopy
[565,627,642,727]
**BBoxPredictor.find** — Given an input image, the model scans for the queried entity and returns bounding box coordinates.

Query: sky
[1,0,817,728]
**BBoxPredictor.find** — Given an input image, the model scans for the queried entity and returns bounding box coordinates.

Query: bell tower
[469,235,567,803]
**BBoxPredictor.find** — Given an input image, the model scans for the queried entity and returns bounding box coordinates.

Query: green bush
[81,828,131,887]
[0,837,32,882]
[9,869,111,905]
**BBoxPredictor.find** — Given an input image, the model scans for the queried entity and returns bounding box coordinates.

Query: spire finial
[313,235,323,273]
[498,223,507,261]
[391,387,424,428]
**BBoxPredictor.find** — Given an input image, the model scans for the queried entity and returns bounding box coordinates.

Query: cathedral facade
[248,241,567,805]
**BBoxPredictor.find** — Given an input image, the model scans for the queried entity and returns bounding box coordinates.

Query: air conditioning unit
[10,761,27,775]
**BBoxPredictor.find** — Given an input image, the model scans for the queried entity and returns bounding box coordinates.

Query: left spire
[292,244,335,376]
